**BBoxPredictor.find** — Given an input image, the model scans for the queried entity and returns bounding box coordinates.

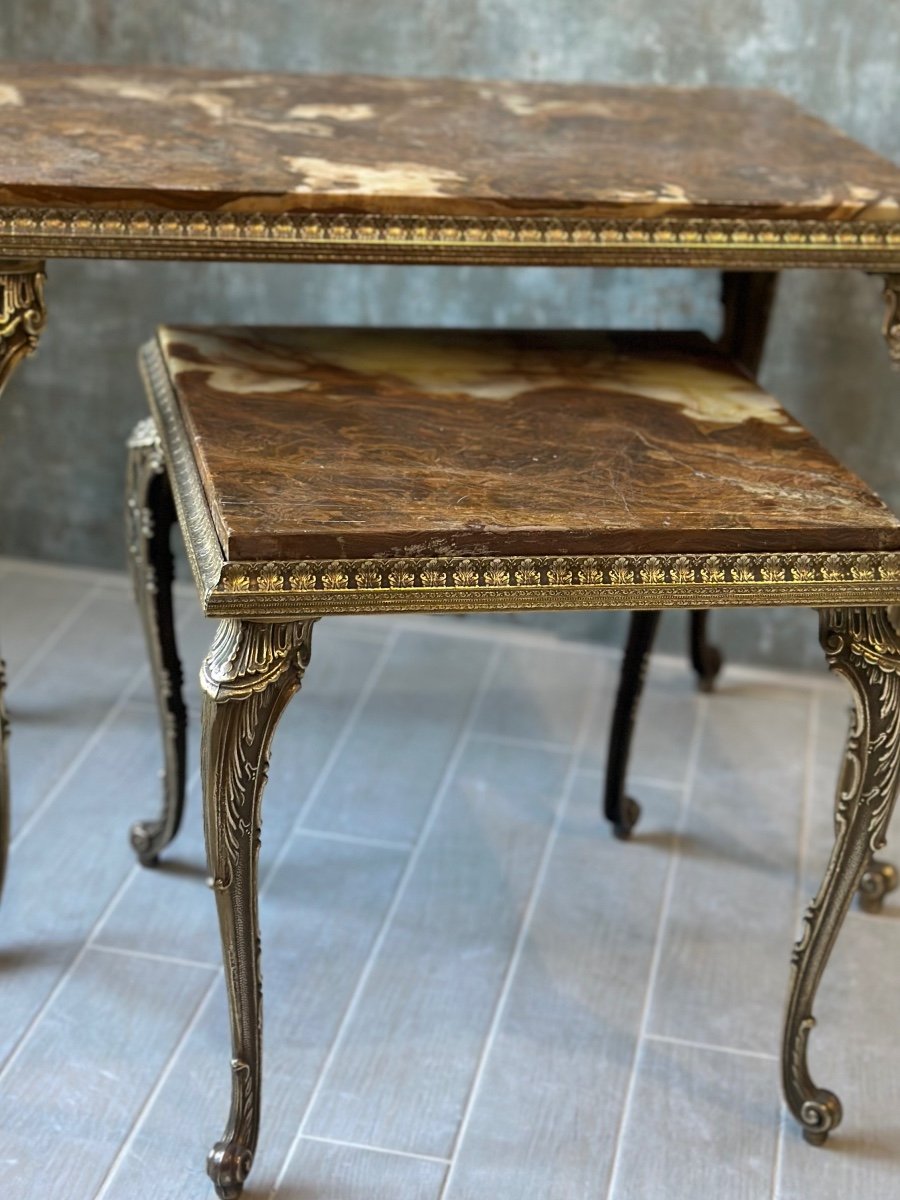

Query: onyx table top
[154,325,900,562]
[1,63,900,267]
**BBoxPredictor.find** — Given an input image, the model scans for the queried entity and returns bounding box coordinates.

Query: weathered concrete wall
[1,2,898,668]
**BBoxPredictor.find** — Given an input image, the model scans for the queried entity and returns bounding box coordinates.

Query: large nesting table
[1,61,900,1179]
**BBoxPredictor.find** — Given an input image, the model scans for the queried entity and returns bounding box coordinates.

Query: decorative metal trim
[4,209,900,268]
[0,260,46,394]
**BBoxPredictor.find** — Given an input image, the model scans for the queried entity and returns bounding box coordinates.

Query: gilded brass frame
[3,208,900,270]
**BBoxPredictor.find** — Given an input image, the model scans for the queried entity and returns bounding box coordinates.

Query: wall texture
[1,2,899,668]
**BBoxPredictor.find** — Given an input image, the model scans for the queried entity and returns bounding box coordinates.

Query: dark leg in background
[125,418,187,867]
[686,272,780,691]
[604,610,662,838]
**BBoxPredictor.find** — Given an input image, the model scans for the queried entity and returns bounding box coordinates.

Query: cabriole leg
[783,607,900,1144]
[0,260,48,907]
[202,617,316,1200]
[125,418,187,867]
[604,610,662,838]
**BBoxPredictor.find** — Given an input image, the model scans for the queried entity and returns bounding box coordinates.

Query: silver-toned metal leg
[0,657,9,904]
[0,261,48,906]
[125,418,187,867]
[202,618,316,1200]
[783,607,900,1145]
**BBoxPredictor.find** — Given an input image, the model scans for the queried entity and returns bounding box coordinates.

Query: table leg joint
[0,259,47,395]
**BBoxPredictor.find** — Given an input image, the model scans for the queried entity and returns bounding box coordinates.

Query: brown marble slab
[156,325,900,560]
[1,63,899,222]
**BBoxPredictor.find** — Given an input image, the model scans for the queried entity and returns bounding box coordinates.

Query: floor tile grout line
[255,625,401,902]
[469,730,572,755]
[292,825,412,854]
[577,766,685,791]
[92,972,223,1200]
[364,612,836,692]
[437,658,607,1199]
[602,691,708,1200]
[6,580,102,690]
[7,591,202,856]
[267,644,503,1199]
[88,765,204,949]
[644,1031,779,1063]
[0,864,140,1082]
[88,941,219,972]
[0,556,134,587]
[770,687,820,1200]
[9,666,150,854]
[298,1133,451,1166]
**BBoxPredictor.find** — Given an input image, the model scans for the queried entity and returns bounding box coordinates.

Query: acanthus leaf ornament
[0,260,47,395]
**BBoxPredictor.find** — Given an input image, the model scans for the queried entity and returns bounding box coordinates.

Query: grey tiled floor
[1,555,899,1199]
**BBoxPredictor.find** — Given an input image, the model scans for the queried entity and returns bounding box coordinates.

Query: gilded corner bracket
[0,260,47,395]
[884,274,900,368]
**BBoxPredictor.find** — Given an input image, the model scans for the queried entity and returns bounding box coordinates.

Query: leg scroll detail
[202,618,316,1200]
[783,607,900,1143]
[0,261,46,395]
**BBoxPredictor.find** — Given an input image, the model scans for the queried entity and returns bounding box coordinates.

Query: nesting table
[2,61,900,1183]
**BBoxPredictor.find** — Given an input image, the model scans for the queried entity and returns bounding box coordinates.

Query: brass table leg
[783,607,900,1144]
[604,610,661,838]
[0,260,47,904]
[125,418,187,866]
[202,617,316,1200]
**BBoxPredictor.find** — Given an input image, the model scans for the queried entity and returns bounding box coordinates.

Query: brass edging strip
[4,209,900,267]
[139,339,226,605]
[203,552,900,618]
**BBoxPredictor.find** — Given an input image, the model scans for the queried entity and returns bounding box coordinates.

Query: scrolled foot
[613,795,641,840]
[857,859,898,914]
[207,1140,253,1200]
[129,818,166,867]
[800,1090,843,1145]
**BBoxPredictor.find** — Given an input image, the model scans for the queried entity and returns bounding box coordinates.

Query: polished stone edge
[140,334,900,619]
[5,209,900,267]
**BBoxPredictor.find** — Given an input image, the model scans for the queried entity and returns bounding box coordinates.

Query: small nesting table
[129,323,900,1198]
